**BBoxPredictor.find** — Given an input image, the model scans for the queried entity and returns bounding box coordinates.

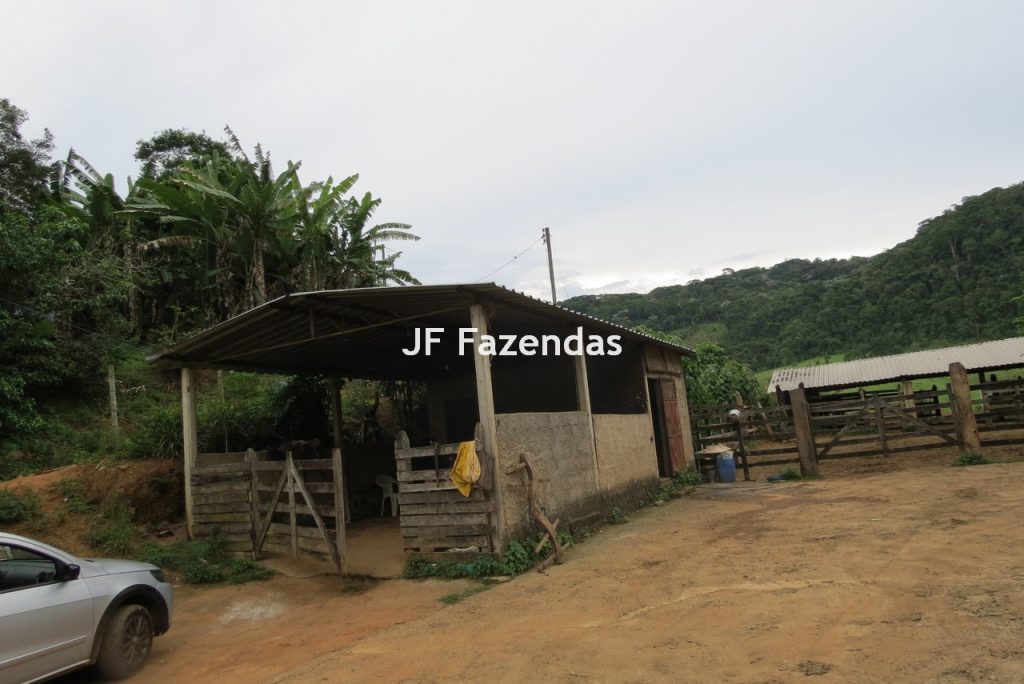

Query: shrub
[952,452,991,467]
[136,533,273,585]
[0,488,41,523]
[778,467,803,480]
[85,498,139,556]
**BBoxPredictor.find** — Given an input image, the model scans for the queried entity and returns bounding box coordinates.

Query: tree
[135,129,231,180]
[0,209,131,436]
[0,99,53,214]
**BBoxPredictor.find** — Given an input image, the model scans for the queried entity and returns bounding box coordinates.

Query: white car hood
[78,558,157,577]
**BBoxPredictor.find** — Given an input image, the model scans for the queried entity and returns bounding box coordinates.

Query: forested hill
[563,182,1024,371]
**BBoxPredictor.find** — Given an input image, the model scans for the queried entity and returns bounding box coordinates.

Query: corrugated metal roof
[147,283,693,378]
[768,337,1024,392]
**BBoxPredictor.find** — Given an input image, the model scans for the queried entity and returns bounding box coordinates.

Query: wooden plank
[223,541,255,553]
[268,523,337,540]
[395,443,461,460]
[182,367,198,539]
[290,457,340,569]
[397,468,453,483]
[401,523,492,537]
[191,462,251,476]
[398,481,458,493]
[407,551,497,562]
[194,522,252,536]
[193,512,252,524]
[193,501,252,515]
[194,491,250,505]
[404,536,491,551]
[397,490,488,505]
[255,467,288,553]
[192,480,252,494]
[401,501,495,515]
[400,512,490,527]
[287,453,298,561]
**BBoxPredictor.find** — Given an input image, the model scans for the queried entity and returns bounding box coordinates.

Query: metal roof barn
[148,283,692,378]
[768,337,1024,393]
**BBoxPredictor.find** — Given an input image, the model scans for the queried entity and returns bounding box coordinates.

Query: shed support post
[470,304,505,556]
[790,384,820,477]
[574,353,600,490]
[181,367,198,539]
[949,362,982,453]
[328,378,350,524]
[332,447,347,573]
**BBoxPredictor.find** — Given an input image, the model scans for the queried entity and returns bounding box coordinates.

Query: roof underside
[768,337,1024,393]
[148,283,692,380]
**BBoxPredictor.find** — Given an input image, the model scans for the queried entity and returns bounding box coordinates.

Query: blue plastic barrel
[716,452,737,483]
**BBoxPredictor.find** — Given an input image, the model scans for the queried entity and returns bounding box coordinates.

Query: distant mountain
[564,181,1024,370]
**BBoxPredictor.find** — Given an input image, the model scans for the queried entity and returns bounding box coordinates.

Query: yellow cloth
[450,441,481,497]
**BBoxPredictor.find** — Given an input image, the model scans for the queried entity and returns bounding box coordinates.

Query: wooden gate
[394,432,496,558]
[190,448,344,570]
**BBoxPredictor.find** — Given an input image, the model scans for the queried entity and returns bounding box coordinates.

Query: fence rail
[691,374,1024,475]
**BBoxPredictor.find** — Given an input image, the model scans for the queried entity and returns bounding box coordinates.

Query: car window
[0,543,59,591]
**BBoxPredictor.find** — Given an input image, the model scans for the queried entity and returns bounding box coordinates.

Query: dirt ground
[40,450,1023,683]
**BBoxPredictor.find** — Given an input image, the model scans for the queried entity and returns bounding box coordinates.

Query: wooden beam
[470,303,505,556]
[789,384,820,477]
[574,352,600,490]
[949,362,982,452]
[328,378,350,524]
[332,447,347,573]
[247,448,259,561]
[181,367,199,539]
[287,451,298,561]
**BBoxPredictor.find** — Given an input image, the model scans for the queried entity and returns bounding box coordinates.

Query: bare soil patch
[41,450,1024,682]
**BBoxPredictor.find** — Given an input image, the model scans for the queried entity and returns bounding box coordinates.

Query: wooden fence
[394,431,496,559]
[190,447,344,569]
[691,374,1024,475]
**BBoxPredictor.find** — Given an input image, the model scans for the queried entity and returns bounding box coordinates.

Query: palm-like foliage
[337,192,419,288]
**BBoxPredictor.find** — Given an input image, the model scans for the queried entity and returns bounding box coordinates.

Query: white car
[0,532,173,682]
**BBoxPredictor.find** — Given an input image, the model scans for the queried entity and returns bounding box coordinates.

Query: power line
[474,233,545,283]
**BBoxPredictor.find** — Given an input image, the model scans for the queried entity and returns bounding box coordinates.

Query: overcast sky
[6,1,1024,300]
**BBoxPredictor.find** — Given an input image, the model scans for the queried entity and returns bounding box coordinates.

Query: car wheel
[97,604,154,679]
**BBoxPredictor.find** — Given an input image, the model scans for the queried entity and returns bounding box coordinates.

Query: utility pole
[543,227,557,305]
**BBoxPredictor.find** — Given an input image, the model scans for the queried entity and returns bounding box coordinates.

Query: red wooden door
[660,378,686,473]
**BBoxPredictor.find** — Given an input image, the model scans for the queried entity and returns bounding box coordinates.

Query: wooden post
[328,378,350,524]
[247,448,259,561]
[332,447,347,573]
[574,353,601,490]
[949,362,982,452]
[181,368,198,539]
[217,370,228,452]
[789,384,820,477]
[470,303,505,556]
[900,379,916,412]
[107,364,119,437]
[874,395,890,458]
[286,451,298,561]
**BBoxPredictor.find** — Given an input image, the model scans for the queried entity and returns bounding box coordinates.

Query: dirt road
[68,460,1024,682]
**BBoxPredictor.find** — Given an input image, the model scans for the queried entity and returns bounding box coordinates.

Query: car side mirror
[61,563,81,581]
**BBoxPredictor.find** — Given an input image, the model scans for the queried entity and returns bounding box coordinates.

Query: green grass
[439,583,493,605]
[136,534,274,585]
[952,452,991,467]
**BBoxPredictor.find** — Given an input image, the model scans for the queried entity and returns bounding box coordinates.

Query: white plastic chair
[375,474,399,517]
